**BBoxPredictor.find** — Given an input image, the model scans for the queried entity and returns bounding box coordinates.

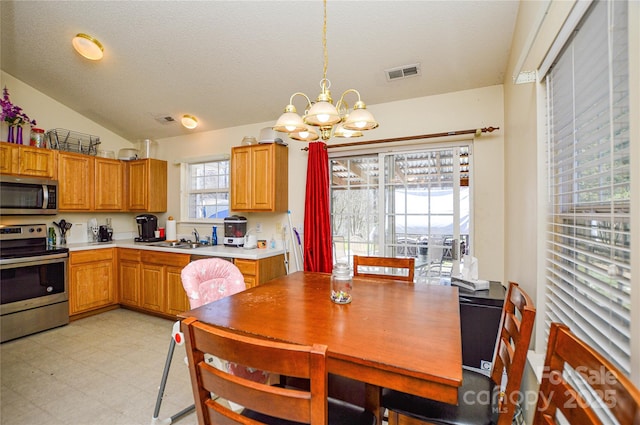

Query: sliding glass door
[330,145,471,281]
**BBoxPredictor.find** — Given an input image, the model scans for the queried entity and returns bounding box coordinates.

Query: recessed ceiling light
[181,115,198,129]
[72,33,104,60]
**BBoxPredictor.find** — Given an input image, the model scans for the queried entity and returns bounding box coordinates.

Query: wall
[156,85,506,278]
[503,0,577,325]
[504,1,640,422]
[1,68,506,276]
[0,71,140,238]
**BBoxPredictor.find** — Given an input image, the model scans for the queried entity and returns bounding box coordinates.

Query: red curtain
[303,142,333,273]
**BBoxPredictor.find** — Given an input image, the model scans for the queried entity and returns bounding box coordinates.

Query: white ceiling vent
[152,114,177,125]
[385,63,421,82]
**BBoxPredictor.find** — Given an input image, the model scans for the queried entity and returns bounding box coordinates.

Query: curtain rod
[300,126,500,150]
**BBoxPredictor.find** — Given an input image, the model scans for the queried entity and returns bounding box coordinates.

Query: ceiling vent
[153,114,177,125]
[385,63,421,82]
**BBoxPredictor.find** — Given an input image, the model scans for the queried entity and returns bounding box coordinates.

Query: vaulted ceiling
[1,1,519,141]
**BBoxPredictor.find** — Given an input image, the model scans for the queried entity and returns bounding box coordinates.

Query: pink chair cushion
[181,258,246,309]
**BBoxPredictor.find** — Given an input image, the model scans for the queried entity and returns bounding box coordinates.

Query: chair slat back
[182,317,328,425]
[533,322,640,425]
[490,281,536,425]
[353,255,415,282]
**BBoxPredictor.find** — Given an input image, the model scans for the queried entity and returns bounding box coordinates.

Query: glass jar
[30,128,45,148]
[331,263,353,304]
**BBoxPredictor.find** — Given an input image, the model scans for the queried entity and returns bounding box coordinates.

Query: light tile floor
[1,309,197,425]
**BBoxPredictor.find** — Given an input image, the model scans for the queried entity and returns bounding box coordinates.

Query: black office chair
[383,281,536,425]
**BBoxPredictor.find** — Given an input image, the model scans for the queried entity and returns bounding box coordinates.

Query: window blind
[544,0,631,378]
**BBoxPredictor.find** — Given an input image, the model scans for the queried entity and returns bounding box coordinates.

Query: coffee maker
[135,214,160,242]
[98,225,113,242]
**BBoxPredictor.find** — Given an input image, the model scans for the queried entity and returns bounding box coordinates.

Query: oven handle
[0,253,68,267]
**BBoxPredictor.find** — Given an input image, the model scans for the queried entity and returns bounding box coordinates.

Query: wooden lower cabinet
[69,249,117,316]
[141,263,165,312]
[166,265,191,315]
[118,249,141,307]
[118,249,190,317]
[235,254,286,288]
[75,248,286,319]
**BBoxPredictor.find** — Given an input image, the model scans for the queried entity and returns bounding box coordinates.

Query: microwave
[0,175,58,215]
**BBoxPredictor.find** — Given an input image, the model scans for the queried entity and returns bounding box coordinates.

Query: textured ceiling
[1,1,519,141]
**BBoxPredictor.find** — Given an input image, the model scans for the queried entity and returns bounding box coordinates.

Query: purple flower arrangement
[1,87,36,126]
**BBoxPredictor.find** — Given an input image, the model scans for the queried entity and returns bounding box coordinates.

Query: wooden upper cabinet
[231,146,252,210]
[94,157,124,210]
[0,142,56,178]
[126,159,167,212]
[18,145,57,178]
[231,144,288,212]
[0,142,18,174]
[58,151,94,210]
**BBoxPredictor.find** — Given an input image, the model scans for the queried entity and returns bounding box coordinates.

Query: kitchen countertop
[65,240,287,260]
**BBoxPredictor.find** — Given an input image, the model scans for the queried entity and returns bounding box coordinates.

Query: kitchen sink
[150,241,206,249]
[180,243,206,249]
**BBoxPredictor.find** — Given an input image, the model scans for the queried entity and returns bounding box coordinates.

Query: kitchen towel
[166,219,177,241]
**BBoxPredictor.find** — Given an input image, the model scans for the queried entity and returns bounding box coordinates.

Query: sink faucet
[193,228,199,242]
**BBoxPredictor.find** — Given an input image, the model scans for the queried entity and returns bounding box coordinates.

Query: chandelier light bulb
[317,114,330,123]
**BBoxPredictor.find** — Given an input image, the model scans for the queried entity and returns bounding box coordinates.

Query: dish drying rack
[46,128,101,156]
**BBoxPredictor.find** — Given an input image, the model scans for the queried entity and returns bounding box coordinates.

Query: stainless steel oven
[0,224,69,343]
[0,175,58,215]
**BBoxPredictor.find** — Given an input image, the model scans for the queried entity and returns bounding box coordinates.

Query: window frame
[329,141,473,278]
[179,155,230,224]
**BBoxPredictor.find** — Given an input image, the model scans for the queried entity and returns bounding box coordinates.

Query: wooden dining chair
[353,255,415,282]
[383,281,536,425]
[181,316,376,425]
[533,322,640,425]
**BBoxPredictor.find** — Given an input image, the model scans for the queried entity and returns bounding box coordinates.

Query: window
[181,159,230,221]
[543,0,631,376]
[330,145,471,281]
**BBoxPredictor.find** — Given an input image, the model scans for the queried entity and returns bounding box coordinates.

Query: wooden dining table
[179,270,463,422]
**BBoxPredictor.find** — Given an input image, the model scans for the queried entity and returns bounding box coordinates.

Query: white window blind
[544,0,631,378]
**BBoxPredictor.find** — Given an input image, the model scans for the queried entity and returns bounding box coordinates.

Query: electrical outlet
[275,222,283,234]
[256,223,262,233]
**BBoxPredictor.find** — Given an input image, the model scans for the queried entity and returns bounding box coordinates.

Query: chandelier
[273,0,379,142]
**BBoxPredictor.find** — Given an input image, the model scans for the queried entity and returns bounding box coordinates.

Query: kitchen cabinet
[58,152,125,211]
[231,143,288,212]
[0,142,56,178]
[141,262,165,312]
[139,251,190,316]
[166,265,191,315]
[126,158,167,212]
[118,248,141,307]
[58,151,94,210]
[94,157,125,210]
[234,254,286,288]
[69,248,117,316]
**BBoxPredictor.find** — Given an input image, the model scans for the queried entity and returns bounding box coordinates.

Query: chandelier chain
[322,0,328,82]
[272,0,378,141]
